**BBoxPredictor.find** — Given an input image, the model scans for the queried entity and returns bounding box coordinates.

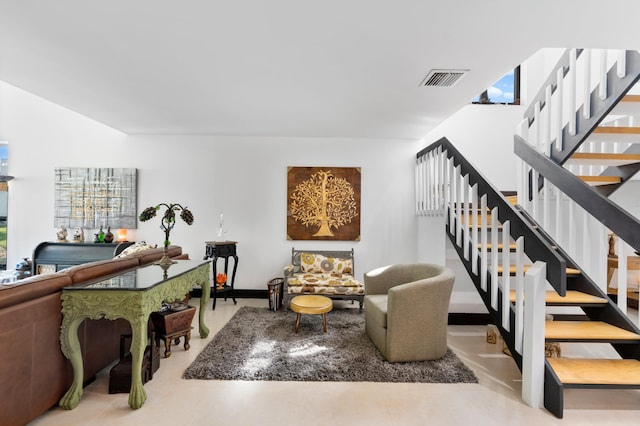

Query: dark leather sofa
[0,245,184,426]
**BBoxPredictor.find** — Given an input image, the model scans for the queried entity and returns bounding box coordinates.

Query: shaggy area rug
[183,306,478,383]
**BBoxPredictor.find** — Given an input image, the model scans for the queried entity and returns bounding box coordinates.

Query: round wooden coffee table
[289,295,333,333]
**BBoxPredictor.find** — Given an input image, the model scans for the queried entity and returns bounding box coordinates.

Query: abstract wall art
[54,167,137,229]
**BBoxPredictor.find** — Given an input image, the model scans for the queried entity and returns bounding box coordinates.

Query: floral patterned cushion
[287,272,364,295]
[300,253,353,274]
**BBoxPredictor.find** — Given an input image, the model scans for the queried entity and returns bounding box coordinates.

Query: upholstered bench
[283,248,364,311]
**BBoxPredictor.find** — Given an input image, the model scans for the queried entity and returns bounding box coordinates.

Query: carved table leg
[199,280,210,338]
[128,317,148,409]
[59,316,85,410]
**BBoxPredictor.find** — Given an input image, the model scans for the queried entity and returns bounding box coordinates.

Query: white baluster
[443,150,450,215]
[581,207,589,267]
[533,102,542,152]
[491,207,499,309]
[425,154,430,215]
[544,86,552,155]
[599,49,608,101]
[617,239,628,313]
[532,170,539,222]
[583,49,592,119]
[463,174,470,260]
[415,157,422,215]
[456,167,463,246]
[514,237,525,354]
[568,199,576,256]
[481,195,488,291]
[617,49,626,78]
[471,184,479,275]
[569,49,577,136]
[554,185,561,243]
[543,178,550,230]
[555,68,564,151]
[438,147,446,212]
[502,220,511,331]
[448,159,455,235]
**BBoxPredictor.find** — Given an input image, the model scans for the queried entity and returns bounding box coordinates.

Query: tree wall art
[287,166,361,241]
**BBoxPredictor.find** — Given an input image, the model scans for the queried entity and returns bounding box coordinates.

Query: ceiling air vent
[420,69,469,87]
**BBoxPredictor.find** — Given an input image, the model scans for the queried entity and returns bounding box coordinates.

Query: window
[472,66,520,105]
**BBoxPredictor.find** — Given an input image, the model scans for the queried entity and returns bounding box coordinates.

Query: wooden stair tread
[509,290,607,305]
[593,126,640,135]
[545,321,640,341]
[480,243,517,251]
[566,152,640,166]
[495,265,581,276]
[578,175,622,186]
[548,358,640,386]
[589,126,640,143]
[621,94,640,103]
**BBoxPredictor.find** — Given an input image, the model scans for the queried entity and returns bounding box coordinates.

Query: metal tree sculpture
[139,203,194,265]
[289,170,357,237]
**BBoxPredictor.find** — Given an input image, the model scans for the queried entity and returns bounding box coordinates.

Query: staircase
[565,94,640,196]
[417,48,640,419]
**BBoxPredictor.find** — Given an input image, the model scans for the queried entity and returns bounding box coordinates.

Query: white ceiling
[1,1,640,140]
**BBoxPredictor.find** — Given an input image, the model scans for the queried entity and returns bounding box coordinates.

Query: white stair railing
[518,48,640,314]
[416,146,542,359]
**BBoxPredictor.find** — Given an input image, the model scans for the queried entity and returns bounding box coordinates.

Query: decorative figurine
[56,225,68,242]
[73,228,84,243]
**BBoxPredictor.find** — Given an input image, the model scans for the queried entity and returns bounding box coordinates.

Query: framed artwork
[287,166,361,241]
[54,167,137,229]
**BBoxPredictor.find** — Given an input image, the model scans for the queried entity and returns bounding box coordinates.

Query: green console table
[58,259,211,410]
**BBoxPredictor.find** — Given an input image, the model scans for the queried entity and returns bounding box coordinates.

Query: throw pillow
[115,241,154,258]
[300,253,353,274]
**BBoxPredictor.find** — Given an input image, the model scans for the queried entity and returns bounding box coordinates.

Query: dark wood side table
[204,241,238,310]
[150,305,196,358]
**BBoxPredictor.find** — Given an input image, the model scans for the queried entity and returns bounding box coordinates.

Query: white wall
[0,82,425,290]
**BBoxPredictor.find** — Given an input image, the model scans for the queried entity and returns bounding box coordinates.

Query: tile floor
[30,299,640,426]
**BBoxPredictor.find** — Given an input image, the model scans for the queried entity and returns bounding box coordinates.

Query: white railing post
[522,261,547,409]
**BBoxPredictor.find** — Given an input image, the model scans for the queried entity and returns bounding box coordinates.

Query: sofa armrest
[283,264,294,278]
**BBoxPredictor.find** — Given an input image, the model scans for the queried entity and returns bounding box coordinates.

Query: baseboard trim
[189,288,268,299]
[447,313,491,325]
[187,291,588,325]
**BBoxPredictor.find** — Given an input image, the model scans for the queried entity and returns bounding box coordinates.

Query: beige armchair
[364,263,455,362]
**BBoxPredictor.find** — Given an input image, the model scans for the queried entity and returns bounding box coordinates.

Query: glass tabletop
[64,259,210,291]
